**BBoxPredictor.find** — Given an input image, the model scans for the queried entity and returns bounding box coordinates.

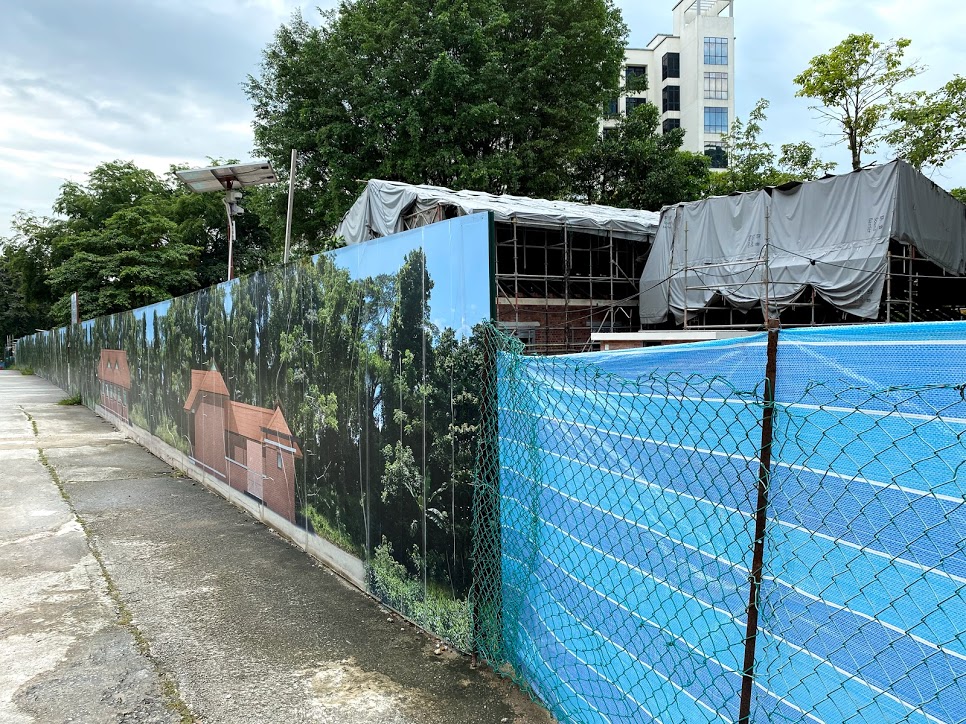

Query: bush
[18,366,34,375]
[304,504,364,558]
[368,538,472,651]
[58,393,83,406]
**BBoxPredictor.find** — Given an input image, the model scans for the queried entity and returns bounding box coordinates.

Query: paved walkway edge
[93,404,368,589]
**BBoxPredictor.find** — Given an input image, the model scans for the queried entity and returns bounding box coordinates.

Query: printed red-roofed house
[184,368,301,523]
[98,350,132,422]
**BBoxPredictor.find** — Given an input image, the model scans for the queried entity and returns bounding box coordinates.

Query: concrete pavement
[0,371,551,724]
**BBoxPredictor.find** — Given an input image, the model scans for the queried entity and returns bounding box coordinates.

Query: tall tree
[245,0,627,240]
[707,99,835,196]
[571,102,710,210]
[794,34,922,171]
[46,162,199,322]
[889,76,966,170]
[0,213,57,340]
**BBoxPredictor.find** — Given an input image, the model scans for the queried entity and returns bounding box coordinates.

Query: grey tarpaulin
[337,179,660,244]
[640,160,966,324]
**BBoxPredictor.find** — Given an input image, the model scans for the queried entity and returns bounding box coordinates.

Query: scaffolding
[672,240,966,331]
[399,205,653,354]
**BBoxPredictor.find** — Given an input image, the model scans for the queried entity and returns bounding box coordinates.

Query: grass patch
[368,539,472,651]
[18,366,34,376]
[303,504,365,558]
[58,393,83,406]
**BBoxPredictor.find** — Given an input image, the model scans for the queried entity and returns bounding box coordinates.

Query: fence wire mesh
[472,322,966,724]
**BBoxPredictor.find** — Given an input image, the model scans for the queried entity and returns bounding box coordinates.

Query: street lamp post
[175,162,279,281]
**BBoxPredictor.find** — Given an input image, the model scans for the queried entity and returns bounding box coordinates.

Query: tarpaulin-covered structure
[337,179,660,244]
[339,180,661,354]
[640,160,966,325]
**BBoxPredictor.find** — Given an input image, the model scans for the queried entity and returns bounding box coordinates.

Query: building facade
[98,349,132,423]
[605,0,736,169]
[184,368,301,523]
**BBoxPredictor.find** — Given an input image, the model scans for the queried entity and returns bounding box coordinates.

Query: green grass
[18,366,34,376]
[58,393,83,406]
[303,504,365,558]
[368,539,472,651]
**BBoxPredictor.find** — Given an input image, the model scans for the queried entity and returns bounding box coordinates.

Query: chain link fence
[472,322,966,724]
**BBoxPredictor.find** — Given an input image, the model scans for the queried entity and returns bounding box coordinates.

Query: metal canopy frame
[175,162,278,281]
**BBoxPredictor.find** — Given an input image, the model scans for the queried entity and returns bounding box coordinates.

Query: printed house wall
[98,349,132,422]
[17,212,495,650]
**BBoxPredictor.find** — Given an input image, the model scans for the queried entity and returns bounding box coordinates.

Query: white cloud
[1,0,964,238]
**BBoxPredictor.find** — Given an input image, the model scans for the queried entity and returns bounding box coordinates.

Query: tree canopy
[245,0,628,241]
[794,34,922,171]
[708,99,836,196]
[0,160,275,338]
[889,76,966,170]
[571,102,710,210]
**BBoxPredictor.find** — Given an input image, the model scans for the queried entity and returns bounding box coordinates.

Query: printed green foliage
[368,539,472,651]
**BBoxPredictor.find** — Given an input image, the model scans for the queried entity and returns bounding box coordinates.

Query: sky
[2,0,965,237]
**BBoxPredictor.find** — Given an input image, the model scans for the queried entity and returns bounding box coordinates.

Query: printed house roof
[98,350,132,389]
[184,368,302,457]
[183,370,231,410]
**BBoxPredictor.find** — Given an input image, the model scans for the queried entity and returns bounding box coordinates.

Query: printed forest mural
[17,213,495,649]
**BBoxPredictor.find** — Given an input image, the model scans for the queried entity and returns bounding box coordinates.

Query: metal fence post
[738,318,781,722]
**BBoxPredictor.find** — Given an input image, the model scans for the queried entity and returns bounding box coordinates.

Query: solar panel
[175,162,278,193]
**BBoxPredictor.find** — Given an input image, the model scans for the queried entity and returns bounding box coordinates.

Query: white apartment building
[605,0,736,169]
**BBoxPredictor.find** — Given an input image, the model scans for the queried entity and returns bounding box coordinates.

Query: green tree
[47,162,199,321]
[707,99,835,196]
[794,34,923,171]
[245,0,627,239]
[889,76,966,170]
[572,102,710,210]
[951,188,966,204]
[0,213,57,340]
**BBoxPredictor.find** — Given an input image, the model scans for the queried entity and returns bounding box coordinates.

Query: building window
[662,85,680,113]
[662,118,681,134]
[704,72,728,100]
[626,97,649,115]
[705,107,728,133]
[705,143,728,169]
[662,53,680,80]
[606,97,619,117]
[625,65,647,92]
[704,37,728,65]
[277,451,284,469]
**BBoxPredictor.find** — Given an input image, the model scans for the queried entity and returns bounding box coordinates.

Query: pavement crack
[20,405,196,724]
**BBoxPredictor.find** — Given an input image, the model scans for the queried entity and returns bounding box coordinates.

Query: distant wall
[18,213,495,650]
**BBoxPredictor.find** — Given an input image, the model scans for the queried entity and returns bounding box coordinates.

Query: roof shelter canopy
[337,179,660,245]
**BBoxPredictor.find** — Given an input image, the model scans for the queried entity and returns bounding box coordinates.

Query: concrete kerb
[94,404,369,591]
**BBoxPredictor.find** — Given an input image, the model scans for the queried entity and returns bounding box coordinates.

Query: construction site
[338,162,966,354]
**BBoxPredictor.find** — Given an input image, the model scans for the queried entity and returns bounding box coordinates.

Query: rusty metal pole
[738,318,781,722]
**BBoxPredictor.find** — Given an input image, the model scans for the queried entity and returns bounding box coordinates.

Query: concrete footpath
[0,371,550,724]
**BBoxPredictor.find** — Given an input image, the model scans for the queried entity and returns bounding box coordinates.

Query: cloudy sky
[2,0,965,236]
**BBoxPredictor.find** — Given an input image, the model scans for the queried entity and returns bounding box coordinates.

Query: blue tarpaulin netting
[473,322,966,724]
